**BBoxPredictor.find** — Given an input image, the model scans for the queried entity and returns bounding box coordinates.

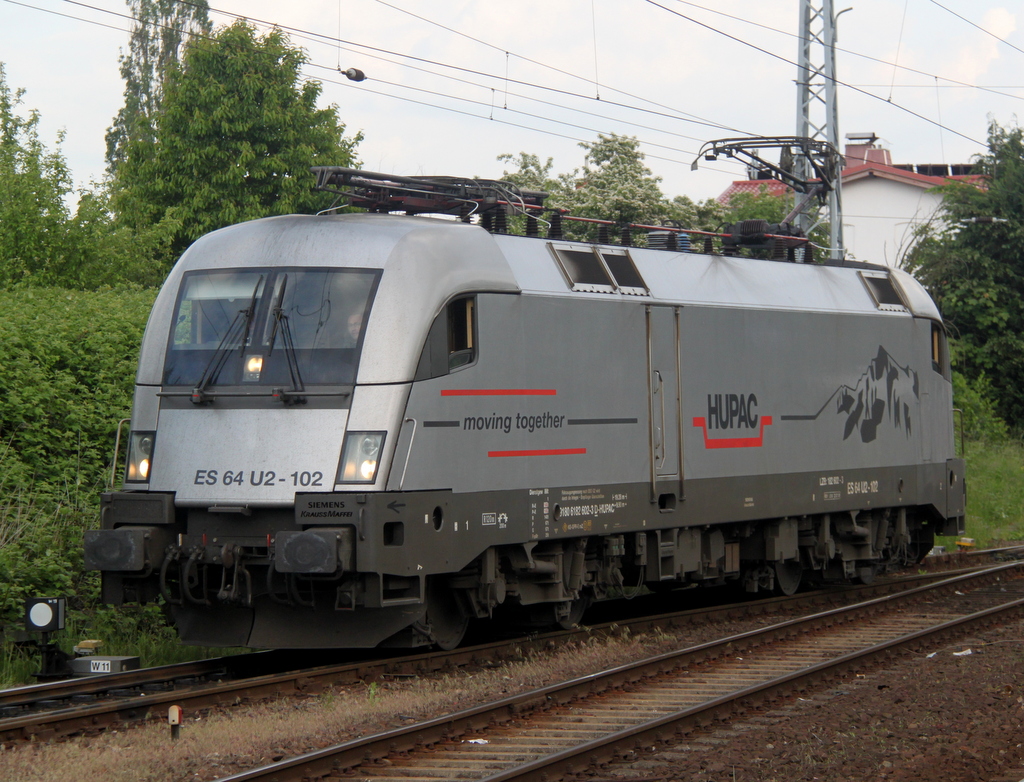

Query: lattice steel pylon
[794,0,844,260]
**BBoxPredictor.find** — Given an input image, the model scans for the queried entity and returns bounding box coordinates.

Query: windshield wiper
[266,274,306,405]
[191,275,264,405]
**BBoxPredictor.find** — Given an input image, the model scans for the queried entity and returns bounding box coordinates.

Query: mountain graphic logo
[780,346,919,443]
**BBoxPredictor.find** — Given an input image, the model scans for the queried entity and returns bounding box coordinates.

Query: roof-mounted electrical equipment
[692,136,840,264]
[312,167,548,220]
[309,164,820,264]
[692,136,841,198]
[721,219,809,262]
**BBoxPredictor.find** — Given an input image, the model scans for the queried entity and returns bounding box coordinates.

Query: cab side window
[447,297,474,369]
[931,321,950,379]
[415,296,476,380]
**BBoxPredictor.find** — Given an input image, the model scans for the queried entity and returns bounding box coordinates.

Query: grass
[936,438,1024,550]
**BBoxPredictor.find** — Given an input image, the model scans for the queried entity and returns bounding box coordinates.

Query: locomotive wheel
[557,591,593,630]
[773,560,803,596]
[425,580,468,650]
[854,563,878,585]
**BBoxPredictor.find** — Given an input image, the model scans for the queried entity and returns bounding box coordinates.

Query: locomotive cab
[87,213,526,647]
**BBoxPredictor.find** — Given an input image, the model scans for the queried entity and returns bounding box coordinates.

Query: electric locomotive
[86,168,965,649]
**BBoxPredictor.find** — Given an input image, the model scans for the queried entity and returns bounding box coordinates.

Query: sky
[1,0,1022,206]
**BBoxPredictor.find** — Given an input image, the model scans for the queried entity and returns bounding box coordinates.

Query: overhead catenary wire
[662,0,1024,104]
[45,0,760,139]
[643,0,986,146]
[4,0,131,35]
[209,0,991,153]
[194,0,757,137]
[24,0,763,175]
[302,41,718,145]
[888,0,910,102]
[336,0,759,132]
[33,0,998,150]
[926,0,1024,59]
[4,0,1000,177]
[12,0,752,162]
[323,64,714,152]
[1,0,751,183]
[373,0,1024,138]
[315,71,730,174]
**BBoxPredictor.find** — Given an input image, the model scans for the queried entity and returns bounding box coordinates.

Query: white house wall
[842,177,944,267]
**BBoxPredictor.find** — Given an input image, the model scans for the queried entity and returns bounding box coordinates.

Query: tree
[907,120,1024,430]
[500,135,726,243]
[0,65,164,288]
[0,64,74,287]
[496,151,559,195]
[114,21,361,259]
[105,0,212,173]
[558,134,669,239]
[722,186,790,224]
[664,194,724,234]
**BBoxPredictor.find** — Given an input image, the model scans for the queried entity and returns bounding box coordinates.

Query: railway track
[0,559,1016,746]
[212,560,1024,782]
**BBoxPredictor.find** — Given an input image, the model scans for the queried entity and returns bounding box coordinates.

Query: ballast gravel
[594,619,1024,782]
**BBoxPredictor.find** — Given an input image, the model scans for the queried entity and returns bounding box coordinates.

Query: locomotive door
[646,305,683,503]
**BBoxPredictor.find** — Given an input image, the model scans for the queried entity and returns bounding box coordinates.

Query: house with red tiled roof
[717,134,977,267]
[717,177,791,202]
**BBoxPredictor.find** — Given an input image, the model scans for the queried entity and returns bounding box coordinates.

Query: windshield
[163,267,381,387]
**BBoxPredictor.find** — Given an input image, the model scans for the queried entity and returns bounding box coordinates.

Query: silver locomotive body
[86,210,965,648]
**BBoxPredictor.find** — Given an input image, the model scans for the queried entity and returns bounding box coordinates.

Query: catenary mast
[795,0,844,260]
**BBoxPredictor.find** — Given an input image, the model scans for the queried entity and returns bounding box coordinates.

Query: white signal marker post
[168,705,184,740]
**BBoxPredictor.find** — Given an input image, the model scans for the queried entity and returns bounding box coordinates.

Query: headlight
[125,431,156,483]
[337,431,386,484]
[243,354,263,382]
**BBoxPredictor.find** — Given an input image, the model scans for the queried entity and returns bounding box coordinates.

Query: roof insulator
[548,213,563,240]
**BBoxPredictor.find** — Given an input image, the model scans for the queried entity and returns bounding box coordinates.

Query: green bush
[951,370,1009,445]
[0,287,154,635]
[0,286,156,503]
[0,504,79,620]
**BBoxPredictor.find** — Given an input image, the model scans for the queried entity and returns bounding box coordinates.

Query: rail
[4,559,1019,747]
[211,561,1024,781]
